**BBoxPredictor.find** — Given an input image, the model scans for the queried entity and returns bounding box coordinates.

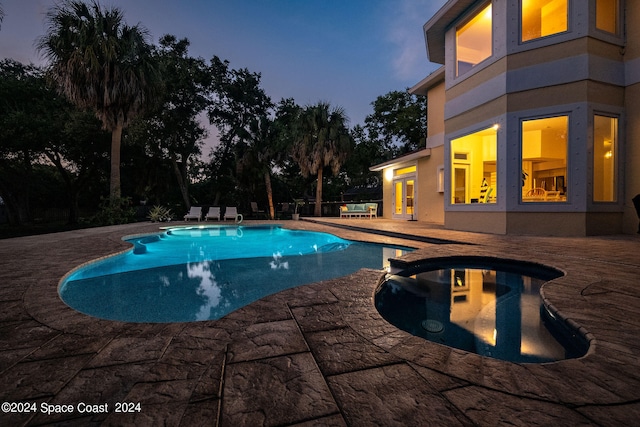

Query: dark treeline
[0,0,425,232]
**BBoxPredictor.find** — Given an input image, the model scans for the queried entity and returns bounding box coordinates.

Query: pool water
[60,225,411,322]
[375,262,588,363]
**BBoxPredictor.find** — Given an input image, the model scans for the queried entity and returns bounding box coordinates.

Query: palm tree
[37,0,158,202]
[236,115,276,218]
[292,102,352,217]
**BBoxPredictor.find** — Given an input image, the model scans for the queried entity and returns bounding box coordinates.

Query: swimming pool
[59,225,412,322]
[375,257,588,363]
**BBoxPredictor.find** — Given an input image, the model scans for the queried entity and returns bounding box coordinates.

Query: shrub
[92,197,137,225]
[148,205,173,222]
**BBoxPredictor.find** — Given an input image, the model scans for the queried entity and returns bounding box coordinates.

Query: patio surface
[1,218,639,426]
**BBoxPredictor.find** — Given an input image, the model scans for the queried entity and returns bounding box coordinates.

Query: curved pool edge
[56,224,410,323]
[539,280,598,359]
[56,226,175,296]
[381,254,595,362]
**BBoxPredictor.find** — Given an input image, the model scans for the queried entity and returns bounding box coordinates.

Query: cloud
[386,0,446,82]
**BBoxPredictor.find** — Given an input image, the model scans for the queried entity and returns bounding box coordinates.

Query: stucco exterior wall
[624,0,640,60]
[624,82,640,233]
[416,146,444,223]
[623,2,640,233]
[427,82,446,137]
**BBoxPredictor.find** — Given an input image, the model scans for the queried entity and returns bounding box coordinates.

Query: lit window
[456,3,492,76]
[593,115,617,202]
[596,0,618,34]
[521,0,568,42]
[450,126,497,204]
[394,166,416,176]
[521,116,568,202]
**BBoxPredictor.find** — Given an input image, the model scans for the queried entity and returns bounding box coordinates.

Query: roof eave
[408,66,445,96]
[369,148,432,172]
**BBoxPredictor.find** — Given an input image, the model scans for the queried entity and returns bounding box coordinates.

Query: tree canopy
[291,102,352,216]
[37,0,159,201]
[2,0,430,231]
[128,35,212,208]
[0,59,108,226]
[364,90,427,155]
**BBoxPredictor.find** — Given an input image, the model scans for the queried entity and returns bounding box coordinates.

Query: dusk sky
[1,0,447,149]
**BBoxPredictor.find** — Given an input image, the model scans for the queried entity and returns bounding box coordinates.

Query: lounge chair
[184,206,202,221]
[250,201,265,218]
[278,202,290,219]
[224,206,239,221]
[205,207,221,221]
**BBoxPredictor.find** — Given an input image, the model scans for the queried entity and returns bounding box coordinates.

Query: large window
[521,116,568,202]
[593,115,617,202]
[450,126,497,204]
[521,0,568,42]
[456,3,492,76]
[596,0,618,34]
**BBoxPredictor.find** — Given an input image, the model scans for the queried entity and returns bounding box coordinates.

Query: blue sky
[1,0,446,146]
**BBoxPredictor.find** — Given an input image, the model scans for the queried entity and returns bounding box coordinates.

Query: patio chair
[184,206,202,221]
[224,206,239,221]
[205,206,221,221]
[250,201,265,218]
[278,202,290,219]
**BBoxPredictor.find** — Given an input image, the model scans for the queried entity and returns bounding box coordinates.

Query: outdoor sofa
[340,203,378,219]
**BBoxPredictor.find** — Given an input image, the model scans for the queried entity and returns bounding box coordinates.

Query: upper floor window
[521,0,568,42]
[596,0,618,34]
[456,3,492,76]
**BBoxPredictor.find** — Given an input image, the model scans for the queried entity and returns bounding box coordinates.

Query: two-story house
[371,0,640,236]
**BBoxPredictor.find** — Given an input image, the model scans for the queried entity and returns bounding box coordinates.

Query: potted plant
[292,199,304,220]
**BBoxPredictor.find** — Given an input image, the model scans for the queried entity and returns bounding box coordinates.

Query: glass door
[452,164,469,204]
[393,177,416,219]
[394,181,404,215]
[406,180,415,216]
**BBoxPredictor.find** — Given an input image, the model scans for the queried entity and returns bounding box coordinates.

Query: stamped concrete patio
[1,218,639,426]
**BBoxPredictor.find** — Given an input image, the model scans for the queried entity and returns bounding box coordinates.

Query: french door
[393,177,415,219]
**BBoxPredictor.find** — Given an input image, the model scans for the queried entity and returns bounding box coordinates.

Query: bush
[91,197,137,225]
[147,205,173,222]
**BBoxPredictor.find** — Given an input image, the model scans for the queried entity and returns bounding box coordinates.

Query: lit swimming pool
[60,225,412,322]
[375,257,588,363]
